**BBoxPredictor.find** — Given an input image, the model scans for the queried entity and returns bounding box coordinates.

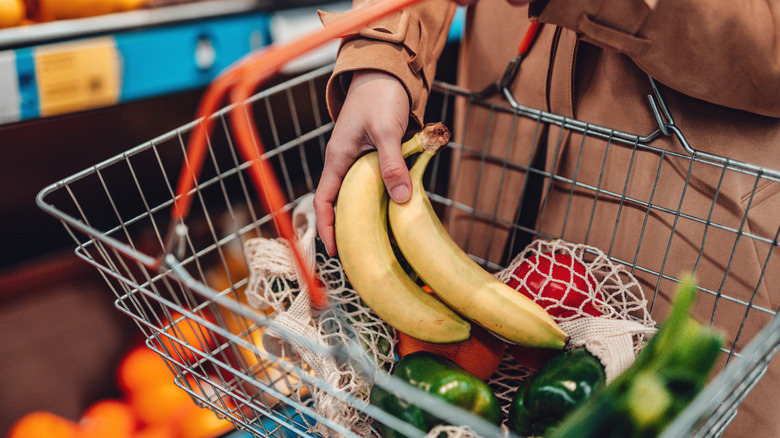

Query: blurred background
[0,1,348,435]
[0,1,463,436]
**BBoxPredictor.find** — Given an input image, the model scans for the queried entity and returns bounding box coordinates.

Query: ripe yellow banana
[335,123,471,343]
[387,136,569,349]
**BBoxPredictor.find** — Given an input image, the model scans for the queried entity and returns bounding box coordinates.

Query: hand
[314,70,411,256]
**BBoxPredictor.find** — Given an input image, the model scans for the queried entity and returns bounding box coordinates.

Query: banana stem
[417,122,451,153]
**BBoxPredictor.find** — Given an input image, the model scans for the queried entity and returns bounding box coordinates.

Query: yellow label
[34,37,121,117]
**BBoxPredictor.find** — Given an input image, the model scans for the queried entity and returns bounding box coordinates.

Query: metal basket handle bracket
[646,76,780,182]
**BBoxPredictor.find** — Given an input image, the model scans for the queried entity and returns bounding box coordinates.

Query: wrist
[347,69,412,118]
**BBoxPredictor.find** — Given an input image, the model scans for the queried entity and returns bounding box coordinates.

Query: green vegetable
[548,277,724,438]
[370,351,501,437]
[509,348,606,436]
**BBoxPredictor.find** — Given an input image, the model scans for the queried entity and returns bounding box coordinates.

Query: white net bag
[243,193,395,437]
[495,239,657,381]
[427,425,484,438]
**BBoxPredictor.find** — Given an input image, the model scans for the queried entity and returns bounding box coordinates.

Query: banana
[335,123,471,343]
[387,131,569,349]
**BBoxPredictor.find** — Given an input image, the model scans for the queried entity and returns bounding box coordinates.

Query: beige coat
[322,0,780,436]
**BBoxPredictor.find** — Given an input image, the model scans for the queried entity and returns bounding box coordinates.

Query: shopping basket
[37,59,780,438]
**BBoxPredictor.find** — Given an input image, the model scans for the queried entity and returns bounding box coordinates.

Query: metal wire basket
[37,63,780,438]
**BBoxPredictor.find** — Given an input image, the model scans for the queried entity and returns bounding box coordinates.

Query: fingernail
[390,185,410,203]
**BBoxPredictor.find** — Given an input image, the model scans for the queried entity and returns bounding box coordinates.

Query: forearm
[532,0,780,117]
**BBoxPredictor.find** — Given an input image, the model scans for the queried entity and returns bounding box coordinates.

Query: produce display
[28,0,148,21]
[0,0,212,28]
[6,345,235,438]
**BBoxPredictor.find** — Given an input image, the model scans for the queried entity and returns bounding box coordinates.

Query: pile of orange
[0,0,149,29]
[7,312,234,438]
[151,310,219,366]
[30,0,149,21]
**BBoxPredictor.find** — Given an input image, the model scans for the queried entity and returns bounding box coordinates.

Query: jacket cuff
[320,9,431,127]
[531,0,656,56]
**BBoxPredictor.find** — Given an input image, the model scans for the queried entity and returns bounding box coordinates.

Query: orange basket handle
[170,0,425,310]
[517,21,541,55]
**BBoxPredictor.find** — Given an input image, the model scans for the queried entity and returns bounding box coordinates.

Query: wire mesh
[37,64,779,437]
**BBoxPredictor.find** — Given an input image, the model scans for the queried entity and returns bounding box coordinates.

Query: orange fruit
[0,0,25,28]
[7,411,79,438]
[36,0,125,20]
[177,406,235,438]
[117,0,146,11]
[117,346,172,395]
[129,379,194,427]
[134,424,176,438]
[397,323,506,381]
[153,311,217,365]
[76,399,136,438]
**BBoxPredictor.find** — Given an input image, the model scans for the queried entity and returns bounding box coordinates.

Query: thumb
[375,136,412,203]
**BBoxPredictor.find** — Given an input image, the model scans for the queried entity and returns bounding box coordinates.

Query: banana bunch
[335,123,470,344]
[335,123,568,349]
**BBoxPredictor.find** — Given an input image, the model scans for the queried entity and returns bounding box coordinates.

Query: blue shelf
[117,13,270,102]
[0,6,271,125]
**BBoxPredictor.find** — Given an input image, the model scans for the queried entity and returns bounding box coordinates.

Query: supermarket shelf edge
[0,2,464,126]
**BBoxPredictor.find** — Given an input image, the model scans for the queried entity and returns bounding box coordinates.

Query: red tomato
[505,253,602,319]
[505,253,603,370]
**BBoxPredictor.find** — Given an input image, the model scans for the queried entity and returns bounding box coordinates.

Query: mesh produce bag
[244,193,394,437]
[496,239,658,381]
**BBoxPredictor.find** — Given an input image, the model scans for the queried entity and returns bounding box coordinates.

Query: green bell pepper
[370,351,501,437]
[509,348,606,436]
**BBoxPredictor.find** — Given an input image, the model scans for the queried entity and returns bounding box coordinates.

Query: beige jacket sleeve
[319,0,457,127]
[530,0,780,118]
